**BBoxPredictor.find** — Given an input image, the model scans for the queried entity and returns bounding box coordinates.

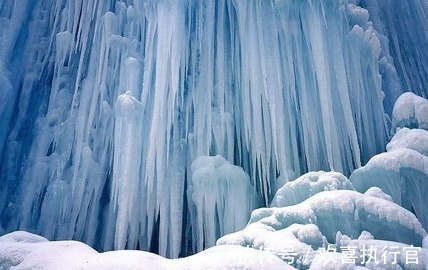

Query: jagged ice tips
[0,0,428,269]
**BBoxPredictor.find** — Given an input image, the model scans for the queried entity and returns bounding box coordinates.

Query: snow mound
[188,155,260,252]
[387,127,428,156]
[0,232,293,270]
[0,231,48,243]
[364,187,393,202]
[392,92,428,132]
[350,148,428,230]
[177,245,295,270]
[332,235,428,270]
[308,234,428,270]
[271,171,354,207]
[0,235,97,270]
[82,250,169,270]
[218,190,427,268]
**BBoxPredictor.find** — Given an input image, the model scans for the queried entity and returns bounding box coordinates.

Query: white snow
[0,0,428,268]
[364,187,393,202]
[0,232,97,270]
[392,92,428,132]
[271,171,354,207]
[387,128,428,156]
[0,232,294,270]
[218,190,427,268]
[0,231,48,243]
[350,148,428,230]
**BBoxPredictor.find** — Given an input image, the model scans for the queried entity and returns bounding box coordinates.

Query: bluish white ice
[391,92,428,132]
[189,155,260,251]
[217,94,428,269]
[0,0,428,269]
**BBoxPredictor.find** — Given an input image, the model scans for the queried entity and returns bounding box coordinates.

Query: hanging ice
[351,0,428,108]
[0,0,427,259]
[188,155,260,252]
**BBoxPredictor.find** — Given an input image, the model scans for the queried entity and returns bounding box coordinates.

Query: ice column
[188,155,260,252]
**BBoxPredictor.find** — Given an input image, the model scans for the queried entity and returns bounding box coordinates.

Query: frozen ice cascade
[0,0,427,260]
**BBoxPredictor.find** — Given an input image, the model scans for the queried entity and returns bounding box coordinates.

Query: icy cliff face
[0,0,426,259]
[352,0,428,109]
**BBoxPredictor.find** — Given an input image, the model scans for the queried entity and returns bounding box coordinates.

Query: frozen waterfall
[0,0,426,259]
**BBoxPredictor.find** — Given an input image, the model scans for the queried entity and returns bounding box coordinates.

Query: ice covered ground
[2,92,428,269]
[0,231,292,270]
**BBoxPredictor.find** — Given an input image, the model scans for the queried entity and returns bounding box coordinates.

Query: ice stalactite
[188,156,260,252]
[3,0,427,258]
[352,0,428,106]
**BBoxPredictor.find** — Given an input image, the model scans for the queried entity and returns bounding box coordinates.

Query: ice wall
[352,0,428,108]
[1,0,425,258]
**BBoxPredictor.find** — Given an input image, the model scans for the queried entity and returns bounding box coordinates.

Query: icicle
[2,0,412,259]
[188,155,260,252]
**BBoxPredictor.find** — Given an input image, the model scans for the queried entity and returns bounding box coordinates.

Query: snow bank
[0,232,97,270]
[218,190,427,268]
[0,232,293,270]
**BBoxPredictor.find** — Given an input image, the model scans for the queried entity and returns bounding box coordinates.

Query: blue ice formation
[218,189,428,269]
[189,155,260,251]
[217,94,428,269]
[350,93,428,232]
[0,0,427,261]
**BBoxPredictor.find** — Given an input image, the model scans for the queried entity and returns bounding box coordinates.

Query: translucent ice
[188,155,260,252]
[0,0,424,259]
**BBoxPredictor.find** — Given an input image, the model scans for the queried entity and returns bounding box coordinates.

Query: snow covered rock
[350,148,428,230]
[351,93,428,232]
[391,92,428,132]
[218,190,427,268]
[271,171,354,207]
[386,128,428,156]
